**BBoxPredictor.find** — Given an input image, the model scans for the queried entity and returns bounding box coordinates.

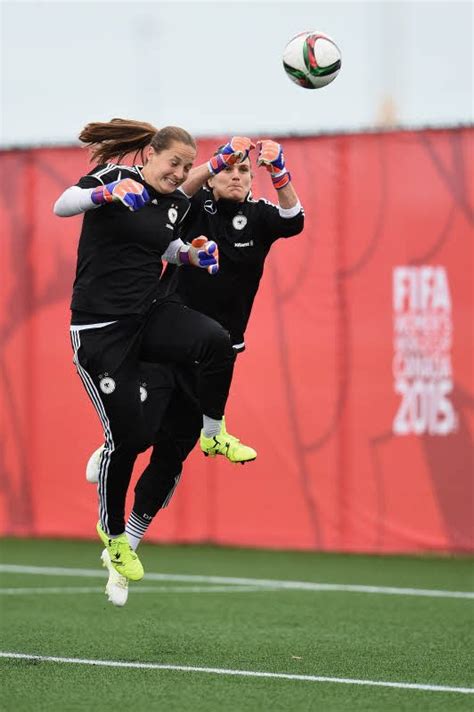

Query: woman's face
[142,141,196,193]
[208,159,253,202]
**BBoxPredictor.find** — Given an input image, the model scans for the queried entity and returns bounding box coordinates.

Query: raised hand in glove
[91,178,150,211]
[257,140,291,190]
[208,137,255,175]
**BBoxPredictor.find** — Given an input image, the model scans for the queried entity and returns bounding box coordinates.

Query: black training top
[162,187,304,349]
[71,163,190,316]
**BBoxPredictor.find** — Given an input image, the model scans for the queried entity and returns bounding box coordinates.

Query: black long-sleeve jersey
[71,163,190,316]
[162,187,304,349]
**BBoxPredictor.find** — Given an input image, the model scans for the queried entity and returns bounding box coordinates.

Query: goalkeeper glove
[179,237,219,275]
[208,137,255,175]
[256,140,291,190]
[91,178,150,211]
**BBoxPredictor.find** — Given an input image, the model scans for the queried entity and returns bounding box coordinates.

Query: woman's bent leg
[141,301,235,418]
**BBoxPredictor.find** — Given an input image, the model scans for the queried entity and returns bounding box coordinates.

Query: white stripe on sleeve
[278,201,303,219]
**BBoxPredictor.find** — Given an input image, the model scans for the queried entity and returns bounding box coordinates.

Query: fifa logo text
[392,266,457,436]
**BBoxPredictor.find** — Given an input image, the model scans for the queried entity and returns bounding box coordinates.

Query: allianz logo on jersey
[234,240,254,248]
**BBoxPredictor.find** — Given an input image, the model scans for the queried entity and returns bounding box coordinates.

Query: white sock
[203,415,222,437]
[125,511,151,551]
[126,532,141,551]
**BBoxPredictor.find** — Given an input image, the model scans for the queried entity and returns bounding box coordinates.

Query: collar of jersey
[214,194,250,215]
[144,181,181,202]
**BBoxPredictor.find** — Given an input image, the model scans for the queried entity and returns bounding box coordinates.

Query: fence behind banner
[1,128,473,553]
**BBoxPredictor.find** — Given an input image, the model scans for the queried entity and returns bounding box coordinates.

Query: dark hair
[78,118,196,164]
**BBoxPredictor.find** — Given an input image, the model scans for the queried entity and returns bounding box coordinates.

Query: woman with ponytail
[54,118,256,583]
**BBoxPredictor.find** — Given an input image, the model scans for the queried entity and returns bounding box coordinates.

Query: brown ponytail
[78,118,196,165]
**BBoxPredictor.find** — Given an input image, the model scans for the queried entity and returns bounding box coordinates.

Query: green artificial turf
[0,539,473,712]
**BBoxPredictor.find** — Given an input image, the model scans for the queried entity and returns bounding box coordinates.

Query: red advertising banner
[1,128,473,552]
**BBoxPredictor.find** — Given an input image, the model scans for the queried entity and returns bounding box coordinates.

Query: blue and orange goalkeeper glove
[191,236,219,274]
[208,137,255,175]
[192,236,219,274]
[178,237,219,274]
[91,178,150,211]
[256,140,291,190]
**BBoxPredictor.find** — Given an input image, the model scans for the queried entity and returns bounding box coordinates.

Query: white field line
[0,652,472,695]
[0,564,472,600]
[0,585,271,596]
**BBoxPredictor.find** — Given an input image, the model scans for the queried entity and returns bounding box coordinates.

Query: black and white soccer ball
[283,31,342,89]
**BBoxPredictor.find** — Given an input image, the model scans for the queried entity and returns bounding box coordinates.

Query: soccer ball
[283,31,341,89]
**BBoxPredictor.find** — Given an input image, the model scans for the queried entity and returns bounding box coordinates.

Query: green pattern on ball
[282,61,313,88]
[309,59,341,77]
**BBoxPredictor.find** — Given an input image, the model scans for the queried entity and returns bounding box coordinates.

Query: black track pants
[133,366,203,518]
[70,300,234,535]
[140,301,235,419]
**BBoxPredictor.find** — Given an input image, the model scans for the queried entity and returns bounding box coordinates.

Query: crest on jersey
[232,214,247,230]
[99,375,116,395]
[168,207,178,224]
[204,200,217,215]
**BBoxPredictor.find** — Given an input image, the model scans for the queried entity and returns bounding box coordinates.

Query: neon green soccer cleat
[200,421,257,464]
[96,522,144,581]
